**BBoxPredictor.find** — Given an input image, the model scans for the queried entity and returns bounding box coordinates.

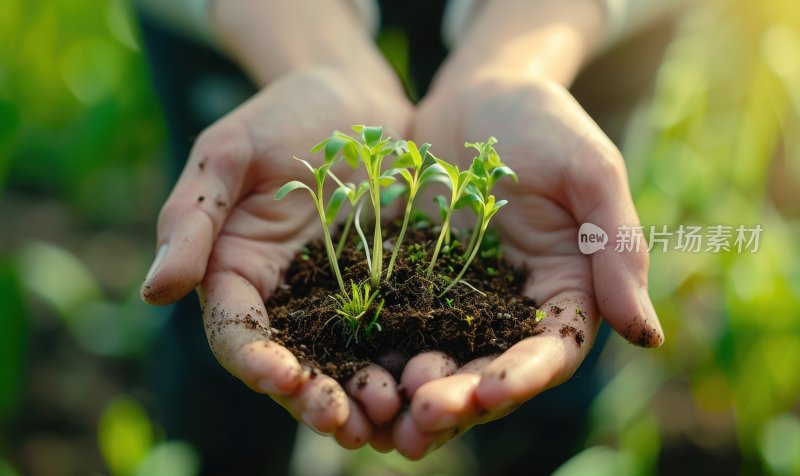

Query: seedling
[275,126,517,343]
[425,159,475,278]
[330,281,383,344]
[314,126,398,287]
[275,156,347,293]
[383,140,445,279]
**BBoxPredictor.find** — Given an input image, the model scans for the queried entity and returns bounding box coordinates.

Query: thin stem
[354,199,371,272]
[336,209,354,258]
[370,179,383,287]
[438,225,486,297]
[461,212,483,263]
[316,200,346,293]
[426,208,453,277]
[386,191,415,279]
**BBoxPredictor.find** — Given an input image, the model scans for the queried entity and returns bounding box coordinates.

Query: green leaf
[384,167,414,186]
[324,137,347,163]
[392,152,415,169]
[98,396,154,476]
[419,163,446,185]
[379,175,396,187]
[454,189,481,212]
[433,157,459,189]
[310,136,333,153]
[490,165,518,185]
[293,156,315,174]
[434,195,448,221]
[342,142,360,168]
[470,156,487,178]
[361,126,383,146]
[325,186,350,224]
[380,183,408,207]
[407,140,423,168]
[274,180,313,200]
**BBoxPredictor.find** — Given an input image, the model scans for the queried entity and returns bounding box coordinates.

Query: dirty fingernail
[638,287,664,347]
[144,243,169,284]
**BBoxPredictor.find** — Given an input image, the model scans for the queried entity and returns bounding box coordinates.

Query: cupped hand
[140,66,412,449]
[392,74,665,458]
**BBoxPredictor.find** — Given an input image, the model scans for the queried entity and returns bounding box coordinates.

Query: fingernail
[145,244,169,284]
[638,287,665,347]
[257,379,279,395]
[300,411,330,436]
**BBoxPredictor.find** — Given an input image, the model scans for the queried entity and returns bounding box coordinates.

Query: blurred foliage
[0,0,166,223]
[583,0,800,474]
[0,260,27,423]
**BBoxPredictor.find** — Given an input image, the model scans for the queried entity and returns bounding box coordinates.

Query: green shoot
[275,156,346,293]
[327,171,370,257]
[438,194,508,297]
[324,126,398,287]
[426,159,474,277]
[384,140,445,279]
[460,138,518,262]
[331,281,382,344]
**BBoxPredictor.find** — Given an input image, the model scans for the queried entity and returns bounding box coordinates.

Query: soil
[266,222,543,382]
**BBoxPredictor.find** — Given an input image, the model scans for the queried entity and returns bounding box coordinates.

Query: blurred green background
[1,0,798,475]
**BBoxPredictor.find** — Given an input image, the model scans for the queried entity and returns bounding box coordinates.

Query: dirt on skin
[266,222,544,382]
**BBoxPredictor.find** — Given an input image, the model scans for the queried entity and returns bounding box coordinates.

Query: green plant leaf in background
[98,396,154,476]
[0,258,28,423]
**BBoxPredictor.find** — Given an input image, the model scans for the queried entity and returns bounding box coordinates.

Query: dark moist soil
[266,222,543,382]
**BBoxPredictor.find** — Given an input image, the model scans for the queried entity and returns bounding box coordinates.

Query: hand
[140,66,412,449]
[391,73,665,458]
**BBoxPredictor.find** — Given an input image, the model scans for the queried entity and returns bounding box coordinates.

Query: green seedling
[316,126,398,287]
[275,156,347,293]
[438,194,508,297]
[330,281,383,344]
[276,127,517,343]
[426,158,475,278]
[383,140,445,279]
[327,172,371,258]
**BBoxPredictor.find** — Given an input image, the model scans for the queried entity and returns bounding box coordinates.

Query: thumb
[567,140,664,347]
[141,124,253,305]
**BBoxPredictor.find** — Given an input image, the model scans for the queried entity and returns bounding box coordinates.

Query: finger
[566,139,664,347]
[141,123,253,305]
[475,295,595,409]
[202,270,303,395]
[410,374,480,432]
[369,426,395,453]
[333,399,373,449]
[454,356,494,375]
[399,351,458,399]
[346,365,402,426]
[393,412,451,461]
[287,373,350,435]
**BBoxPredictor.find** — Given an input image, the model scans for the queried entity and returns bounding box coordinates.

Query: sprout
[318,126,397,287]
[438,138,516,297]
[274,156,347,293]
[331,281,384,345]
[425,158,475,278]
[383,140,445,279]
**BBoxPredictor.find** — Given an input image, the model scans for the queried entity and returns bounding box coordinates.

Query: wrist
[210,0,396,89]
[431,0,606,92]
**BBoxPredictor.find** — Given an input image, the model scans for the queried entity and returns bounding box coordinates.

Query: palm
[391,76,656,458]
[143,68,413,447]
